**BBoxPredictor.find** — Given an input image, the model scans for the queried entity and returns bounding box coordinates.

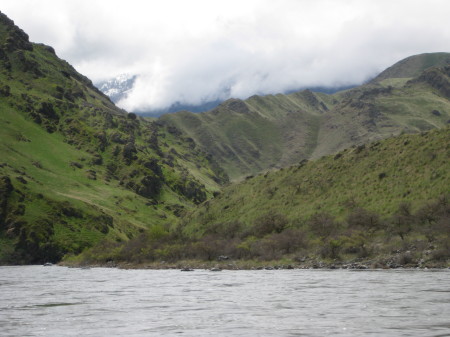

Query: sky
[2,0,450,114]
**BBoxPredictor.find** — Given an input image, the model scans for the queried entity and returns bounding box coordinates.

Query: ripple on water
[0,266,449,337]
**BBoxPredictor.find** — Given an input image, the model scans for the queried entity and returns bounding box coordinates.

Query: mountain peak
[371,52,450,83]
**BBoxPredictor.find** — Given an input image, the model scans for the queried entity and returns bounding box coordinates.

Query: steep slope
[160,90,333,179]
[183,127,450,232]
[0,12,227,264]
[312,66,450,158]
[78,127,450,267]
[174,128,449,265]
[370,52,450,85]
[161,53,450,180]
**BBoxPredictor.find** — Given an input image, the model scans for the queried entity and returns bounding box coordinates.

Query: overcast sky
[2,0,450,113]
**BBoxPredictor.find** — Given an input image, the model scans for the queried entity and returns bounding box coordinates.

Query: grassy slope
[312,75,450,159]
[182,127,450,235]
[161,54,450,180]
[161,91,331,180]
[371,52,450,82]
[0,12,227,264]
[77,127,449,268]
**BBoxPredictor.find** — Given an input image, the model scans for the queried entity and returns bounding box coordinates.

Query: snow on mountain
[96,74,136,103]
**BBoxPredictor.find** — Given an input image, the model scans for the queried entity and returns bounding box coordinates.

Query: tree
[388,202,415,240]
[309,212,339,239]
[347,207,381,234]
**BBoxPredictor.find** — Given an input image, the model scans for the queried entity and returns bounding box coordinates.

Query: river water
[0,266,449,336]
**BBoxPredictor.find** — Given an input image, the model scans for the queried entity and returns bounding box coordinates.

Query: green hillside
[183,127,449,232]
[370,52,450,84]
[161,54,450,180]
[0,12,227,264]
[78,128,449,268]
[1,11,449,268]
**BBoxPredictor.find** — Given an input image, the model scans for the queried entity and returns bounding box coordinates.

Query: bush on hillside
[251,212,289,237]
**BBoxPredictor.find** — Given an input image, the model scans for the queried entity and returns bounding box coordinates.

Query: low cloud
[2,0,450,113]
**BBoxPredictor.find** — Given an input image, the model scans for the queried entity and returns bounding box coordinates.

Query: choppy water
[0,266,449,336]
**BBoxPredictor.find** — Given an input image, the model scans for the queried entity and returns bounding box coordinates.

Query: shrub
[251,212,289,237]
[319,238,343,259]
[342,231,371,258]
[154,243,186,261]
[347,207,381,234]
[191,234,224,261]
[396,251,416,265]
[267,228,307,254]
[252,237,283,261]
[204,220,243,239]
[234,237,257,259]
[309,212,340,239]
[388,202,415,240]
[430,244,450,262]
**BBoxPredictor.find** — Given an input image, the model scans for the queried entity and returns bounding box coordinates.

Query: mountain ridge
[370,52,450,84]
[161,55,450,180]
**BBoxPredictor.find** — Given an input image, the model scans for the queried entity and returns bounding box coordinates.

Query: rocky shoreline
[60,255,450,271]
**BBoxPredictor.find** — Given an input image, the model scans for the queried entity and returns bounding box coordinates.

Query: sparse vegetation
[73,192,449,268]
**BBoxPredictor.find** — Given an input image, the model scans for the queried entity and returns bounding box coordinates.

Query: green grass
[378,78,411,88]
[182,127,450,235]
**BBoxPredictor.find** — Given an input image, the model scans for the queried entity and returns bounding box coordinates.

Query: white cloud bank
[2,0,450,113]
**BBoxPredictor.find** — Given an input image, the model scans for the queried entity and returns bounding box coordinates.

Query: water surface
[0,266,449,336]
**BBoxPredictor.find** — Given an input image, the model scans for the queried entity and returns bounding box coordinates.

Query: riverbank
[60,254,450,270]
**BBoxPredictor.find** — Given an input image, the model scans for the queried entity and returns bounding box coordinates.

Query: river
[0,266,449,336]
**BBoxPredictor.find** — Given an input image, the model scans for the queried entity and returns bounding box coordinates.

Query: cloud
[2,0,450,113]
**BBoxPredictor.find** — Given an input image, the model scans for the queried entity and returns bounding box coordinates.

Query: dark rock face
[136,175,162,199]
[38,43,55,55]
[143,159,162,176]
[0,84,10,97]
[85,169,97,180]
[301,89,320,108]
[110,132,127,144]
[70,161,83,169]
[225,99,250,114]
[122,142,137,164]
[38,102,59,121]
[94,132,108,151]
[90,154,103,165]
[174,179,207,204]
[358,86,392,100]
[431,110,441,116]
[0,12,33,52]
[14,50,42,76]
[0,175,14,226]
[413,66,450,98]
